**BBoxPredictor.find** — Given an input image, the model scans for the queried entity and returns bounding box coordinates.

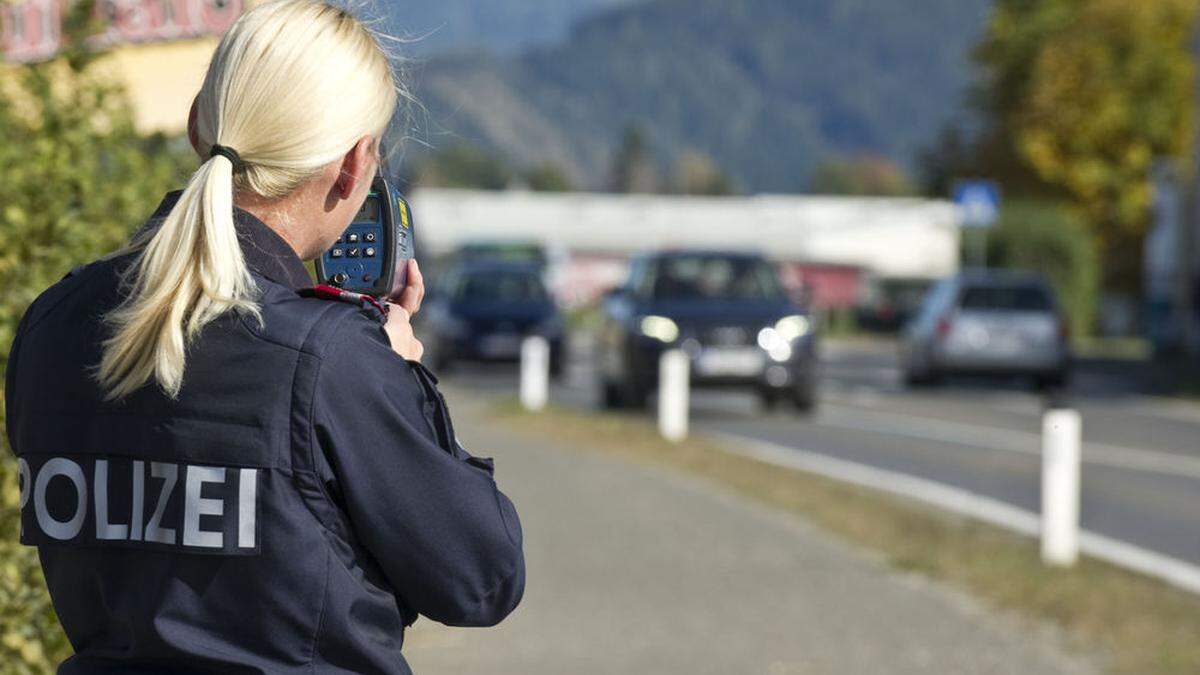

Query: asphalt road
[435,335,1200,569]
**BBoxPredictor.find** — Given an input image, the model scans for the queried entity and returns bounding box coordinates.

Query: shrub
[975,199,1101,339]
[0,58,192,673]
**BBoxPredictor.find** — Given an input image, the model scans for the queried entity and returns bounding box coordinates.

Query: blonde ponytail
[97,0,399,400]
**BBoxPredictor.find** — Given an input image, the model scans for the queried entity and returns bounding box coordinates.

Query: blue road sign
[953,180,1000,229]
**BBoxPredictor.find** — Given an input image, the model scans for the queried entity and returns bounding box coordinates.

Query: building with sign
[410,188,962,310]
[2,0,248,131]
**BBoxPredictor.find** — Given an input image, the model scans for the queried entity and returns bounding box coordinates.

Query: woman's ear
[337,136,377,199]
[187,97,202,156]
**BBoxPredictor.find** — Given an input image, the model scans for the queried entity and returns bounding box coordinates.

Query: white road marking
[566,348,1200,477]
[812,403,1200,480]
[708,430,1200,596]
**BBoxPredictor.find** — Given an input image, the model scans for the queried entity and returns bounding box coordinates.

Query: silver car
[901,271,1070,389]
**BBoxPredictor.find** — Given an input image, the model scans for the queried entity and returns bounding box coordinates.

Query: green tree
[671,150,735,196]
[608,125,660,193]
[982,200,1101,339]
[809,154,916,196]
[0,7,194,670]
[416,143,512,190]
[974,0,1197,291]
[524,162,574,192]
[919,124,979,198]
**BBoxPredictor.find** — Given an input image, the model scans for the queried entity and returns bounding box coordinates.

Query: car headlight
[639,315,679,343]
[774,315,811,341]
[756,327,793,362]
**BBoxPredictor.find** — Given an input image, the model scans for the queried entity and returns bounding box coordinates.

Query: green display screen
[354,196,379,222]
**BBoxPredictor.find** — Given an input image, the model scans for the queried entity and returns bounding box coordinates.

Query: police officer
[4,2,524,672]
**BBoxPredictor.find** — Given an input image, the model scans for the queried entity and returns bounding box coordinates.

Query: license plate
[480,334,520,358]
[990,333,1023,354]
[696,347,763,377]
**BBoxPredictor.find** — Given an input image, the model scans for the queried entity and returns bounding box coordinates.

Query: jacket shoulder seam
[18,263,106,336]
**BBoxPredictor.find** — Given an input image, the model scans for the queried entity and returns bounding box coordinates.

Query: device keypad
[329,227,381,262]
[319,186,400,294]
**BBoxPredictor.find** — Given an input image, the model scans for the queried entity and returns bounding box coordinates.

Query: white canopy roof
[409,188,962,279]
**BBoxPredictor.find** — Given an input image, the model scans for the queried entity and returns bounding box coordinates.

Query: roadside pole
[953,180,999,269]
[976,229,988,269]
[659,350,689,442]
[1041,407,1082,567]
[520,336,549,411]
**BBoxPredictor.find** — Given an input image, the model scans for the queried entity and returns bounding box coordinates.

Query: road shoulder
[404,390,1098,675]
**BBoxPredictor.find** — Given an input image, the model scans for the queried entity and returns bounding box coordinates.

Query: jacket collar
[148,191,313,291]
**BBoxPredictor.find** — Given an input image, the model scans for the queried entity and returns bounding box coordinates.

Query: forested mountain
[382,0,633,55]
[403,0,993,192]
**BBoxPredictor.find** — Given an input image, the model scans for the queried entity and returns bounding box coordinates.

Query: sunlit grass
[1071,337,1153,361]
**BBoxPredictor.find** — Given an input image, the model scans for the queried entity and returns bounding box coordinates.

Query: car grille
[698,325,753,347]
[470,318,537,335]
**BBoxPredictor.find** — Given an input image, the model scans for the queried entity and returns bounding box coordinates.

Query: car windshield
[456,270,547,303]
[644,256,784,301]
[959,283,1053,312]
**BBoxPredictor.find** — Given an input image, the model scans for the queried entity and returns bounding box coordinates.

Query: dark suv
[420,261,564,374]
[597,250,818,411]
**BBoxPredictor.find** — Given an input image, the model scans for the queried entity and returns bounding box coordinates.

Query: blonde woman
[5,2,524,672]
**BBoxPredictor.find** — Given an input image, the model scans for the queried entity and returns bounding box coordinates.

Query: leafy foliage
[0,52,194,674]
[607,126,660,193]
[414,143,512,189]
[671,151,735,196]
[984,200,1101,339]
[810,154,916,196]
[523,163,574,192]
[974,0,1197,290]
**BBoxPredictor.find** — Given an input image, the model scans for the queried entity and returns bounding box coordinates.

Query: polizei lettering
[17,455,260,555]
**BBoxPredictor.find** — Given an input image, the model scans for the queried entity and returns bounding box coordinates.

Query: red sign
[2,0,243,63]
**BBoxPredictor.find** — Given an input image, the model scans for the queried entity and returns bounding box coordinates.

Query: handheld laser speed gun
[314,175,415,300]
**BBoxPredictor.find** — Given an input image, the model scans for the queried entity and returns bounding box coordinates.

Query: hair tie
[209,144,246,172]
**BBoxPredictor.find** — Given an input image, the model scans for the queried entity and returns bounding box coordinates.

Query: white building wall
[409,188,962,280]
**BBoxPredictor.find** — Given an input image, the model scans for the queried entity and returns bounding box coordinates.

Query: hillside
[382,0,633,55]
[406,0,993,192]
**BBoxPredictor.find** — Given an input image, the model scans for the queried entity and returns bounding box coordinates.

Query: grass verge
[1071,337,1153,361]
[491,401,1200,675]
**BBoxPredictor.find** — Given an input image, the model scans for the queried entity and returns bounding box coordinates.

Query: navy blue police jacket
[4,193,525,673]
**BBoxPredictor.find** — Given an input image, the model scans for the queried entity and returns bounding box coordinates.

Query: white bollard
[520,336,550,411]
[658,349,690,442]
[1041,408,1082,567]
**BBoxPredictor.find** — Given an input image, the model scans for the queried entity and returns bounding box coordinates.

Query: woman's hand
[394,259,425,316]
[383,260,425,360]
[384,305,424,361]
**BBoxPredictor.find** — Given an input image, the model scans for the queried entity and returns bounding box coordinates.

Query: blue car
[597,250,818,411]
[421,261,565,375]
